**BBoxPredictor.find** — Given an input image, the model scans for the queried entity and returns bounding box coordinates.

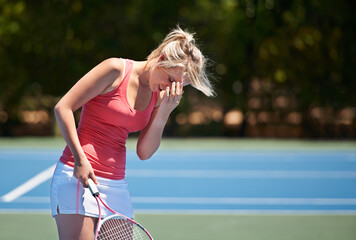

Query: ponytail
[147,26,215,97]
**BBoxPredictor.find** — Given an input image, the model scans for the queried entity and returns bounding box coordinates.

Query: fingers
[171,82,176,97]
[162,82,184,106]
[73,159,98,187]
[76,172,98,187]
[167,82,183,99]
[171,82,183,96]
[176,82,183,95]
[77,176,88,188]
[89,172,98,185]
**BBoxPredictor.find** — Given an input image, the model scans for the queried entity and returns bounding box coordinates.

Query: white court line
[1,208,356,215]
[132,197,356,205]
[1,164,56,202]
[2,196,50,203]
[126,169,356,179]
[2,168,355,203]
[3,196,356,206]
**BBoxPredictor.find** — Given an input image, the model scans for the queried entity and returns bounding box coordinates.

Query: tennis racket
[88,179,154,240]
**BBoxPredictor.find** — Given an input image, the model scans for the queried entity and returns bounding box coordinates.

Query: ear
[159,54,166,62]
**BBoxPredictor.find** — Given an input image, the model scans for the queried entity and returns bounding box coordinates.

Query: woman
[50,26,214,239]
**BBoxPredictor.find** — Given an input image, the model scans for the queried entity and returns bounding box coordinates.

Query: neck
[136,60,151,86]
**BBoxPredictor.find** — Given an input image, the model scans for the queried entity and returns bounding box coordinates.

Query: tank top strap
[119,59,134,96]
[119,59,158,112]
[121,58,126,77]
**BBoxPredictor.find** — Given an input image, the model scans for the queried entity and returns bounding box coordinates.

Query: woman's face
[149,67,186,92]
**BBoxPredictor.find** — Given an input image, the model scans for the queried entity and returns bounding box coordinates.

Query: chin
[152,86,159,92]
[151,85,160,92]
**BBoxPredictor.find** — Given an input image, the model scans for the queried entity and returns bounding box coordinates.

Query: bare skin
[55,214,97,240]
[53,57,184,240]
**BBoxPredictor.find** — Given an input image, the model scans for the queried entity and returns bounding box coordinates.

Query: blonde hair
[147,26,215,97]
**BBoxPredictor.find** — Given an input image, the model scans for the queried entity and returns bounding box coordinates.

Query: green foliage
[0,0,355,136]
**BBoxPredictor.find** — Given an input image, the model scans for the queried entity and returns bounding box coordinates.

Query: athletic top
[59,59,158,180]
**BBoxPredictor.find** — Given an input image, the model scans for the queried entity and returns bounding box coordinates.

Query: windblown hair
[147,26,215,97]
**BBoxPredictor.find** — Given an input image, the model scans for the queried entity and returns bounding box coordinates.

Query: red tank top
[59,59,158,179]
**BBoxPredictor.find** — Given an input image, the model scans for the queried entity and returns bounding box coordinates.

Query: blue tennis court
[1,147,356,213]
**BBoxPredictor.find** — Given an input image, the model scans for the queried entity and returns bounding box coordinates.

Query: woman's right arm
[54,58,123,186]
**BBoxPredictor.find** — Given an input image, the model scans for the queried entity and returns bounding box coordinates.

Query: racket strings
[98,218,150,240]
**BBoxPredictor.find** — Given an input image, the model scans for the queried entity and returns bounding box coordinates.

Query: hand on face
[159,81,184,114]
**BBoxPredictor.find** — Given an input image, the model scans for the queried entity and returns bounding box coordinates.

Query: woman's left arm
[137,82,183,160]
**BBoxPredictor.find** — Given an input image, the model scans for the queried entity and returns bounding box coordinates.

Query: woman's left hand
[158,81,184,115]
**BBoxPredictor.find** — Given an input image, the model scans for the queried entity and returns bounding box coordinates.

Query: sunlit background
[1,1,356,239]
[0,0,355,138]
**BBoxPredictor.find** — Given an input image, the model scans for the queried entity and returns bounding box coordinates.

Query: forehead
[161,67,190,86]
[165,67,190,86]
[165,67,183,78]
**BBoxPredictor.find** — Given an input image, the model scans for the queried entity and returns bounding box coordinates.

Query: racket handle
[88,179,100,196]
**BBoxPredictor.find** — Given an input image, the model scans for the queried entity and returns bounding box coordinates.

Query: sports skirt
[50,161,133,219]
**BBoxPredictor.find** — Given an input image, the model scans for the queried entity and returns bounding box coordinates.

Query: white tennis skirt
[50,161,134,219]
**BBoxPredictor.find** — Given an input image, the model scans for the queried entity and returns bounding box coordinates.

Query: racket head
[97,214,153,240]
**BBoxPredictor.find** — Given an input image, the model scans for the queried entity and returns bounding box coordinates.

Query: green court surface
[0,213,356,240]
[1,137,356,151]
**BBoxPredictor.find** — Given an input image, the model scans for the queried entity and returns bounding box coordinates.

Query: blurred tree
[0,0,355,137]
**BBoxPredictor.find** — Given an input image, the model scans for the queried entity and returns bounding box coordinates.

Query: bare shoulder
[100,57,124,72]
[98,58,125,94]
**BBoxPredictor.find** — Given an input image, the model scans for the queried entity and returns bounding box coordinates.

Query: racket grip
[88,179,100,196]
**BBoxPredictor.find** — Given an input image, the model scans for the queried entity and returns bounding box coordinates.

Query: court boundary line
[3,196,356,205]
[1,208,356,215]
[126,169,356,179]
[1,164,56,202]
[132,197,356,205]
[134,209,356,215]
